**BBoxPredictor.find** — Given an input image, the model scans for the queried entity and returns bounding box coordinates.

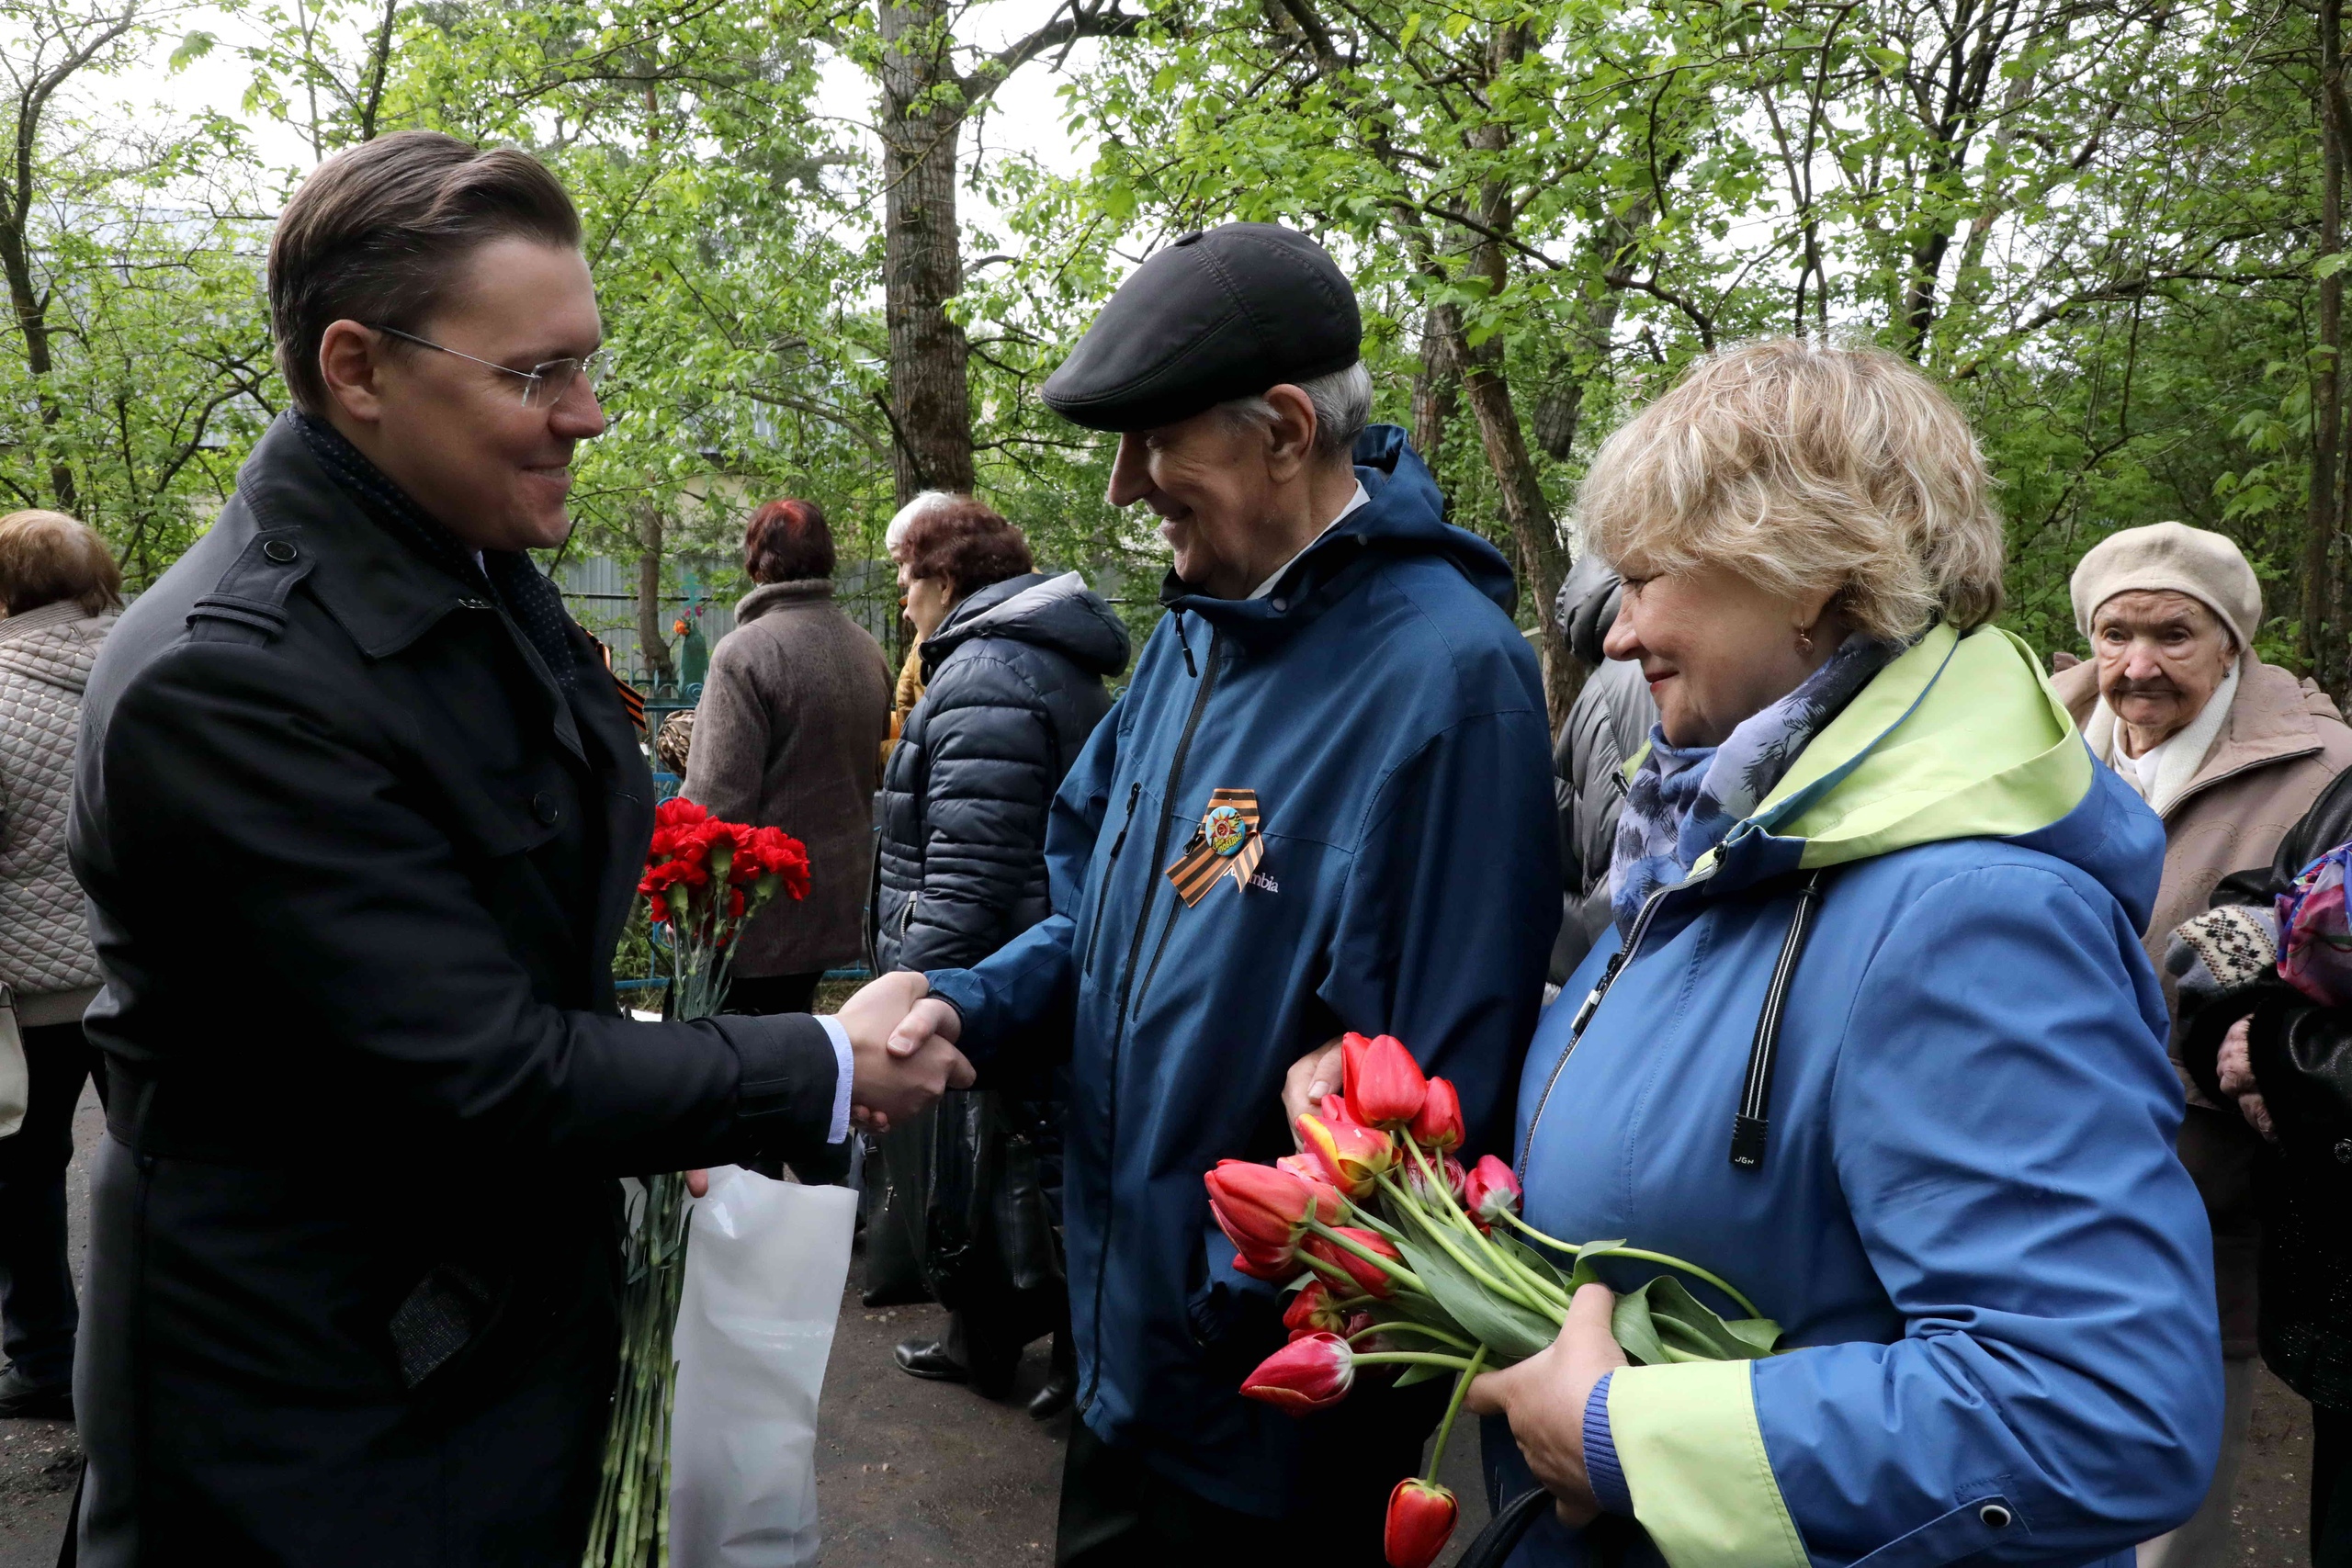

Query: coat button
[1978,1504,2013,1529]
[263,538,298,564]
[2335,1138,2352,1165]
[531,791,561,826]
[1271,597,1288,612]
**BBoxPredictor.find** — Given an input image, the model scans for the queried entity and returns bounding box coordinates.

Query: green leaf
[1391,1360,1449,1388]
[1611,1277,1781,1366]
[169,31,218,71]
[1391,1231,1561,1364]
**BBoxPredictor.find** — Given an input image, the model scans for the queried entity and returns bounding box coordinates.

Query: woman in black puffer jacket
[871,497,1129,1414]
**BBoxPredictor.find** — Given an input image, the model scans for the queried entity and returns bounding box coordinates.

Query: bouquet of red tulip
[1207,1033,1780,1568]
[583,797,810,1568]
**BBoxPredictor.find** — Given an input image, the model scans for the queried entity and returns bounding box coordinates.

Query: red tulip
[1340,1032,1375,1100]
[1463,1155,1521,1232]
[1320,1091,1366,1128]
[1297,1112,1397,1198]
[1305,1226,1403,1299]
[1232,1247,1304,1283]
[1283,1280,1349,1339]
[1205,1159,1337,1256]
[1350,1034,1429,1128]
[1240,1331,1354,1413]
[1385,1478,1459,1568]
[1403,1151,1468,1208]
[1408,1077,1464,1152]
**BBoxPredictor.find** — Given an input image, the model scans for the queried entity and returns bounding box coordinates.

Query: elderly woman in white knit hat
[2052,519,2352,1568]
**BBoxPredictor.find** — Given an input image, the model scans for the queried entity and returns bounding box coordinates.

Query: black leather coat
[2181,764,2352,1406]
[873,571,1129,974]
[66,415,842,1565]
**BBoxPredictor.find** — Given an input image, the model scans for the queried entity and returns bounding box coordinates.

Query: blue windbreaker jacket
[928,426,1560,1514]
[1489,623,2223,1568]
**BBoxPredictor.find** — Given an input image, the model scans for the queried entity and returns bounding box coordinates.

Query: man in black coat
[64,130,967,1566]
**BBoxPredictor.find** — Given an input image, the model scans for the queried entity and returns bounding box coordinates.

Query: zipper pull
[1175,609,1198,678]
[1106,782,1142,860]
[1569,952,1622,1036]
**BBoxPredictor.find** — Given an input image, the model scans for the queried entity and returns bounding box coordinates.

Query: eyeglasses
[371,324,615,409]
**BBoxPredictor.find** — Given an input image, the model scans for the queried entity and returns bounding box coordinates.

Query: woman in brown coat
[684,499,893,1015]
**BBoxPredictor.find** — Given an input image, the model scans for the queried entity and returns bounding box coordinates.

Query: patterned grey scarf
[1609,634,1899,934]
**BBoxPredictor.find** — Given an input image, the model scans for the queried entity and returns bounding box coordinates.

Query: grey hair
[1216,361,1373,458]
[886,490,964,555]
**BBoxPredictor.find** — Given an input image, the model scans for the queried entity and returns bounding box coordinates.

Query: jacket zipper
[1080,629,1224,1414]
[1130,898,1182,1020]
[1081,782,1145,976]
[1519,884,1671,1181]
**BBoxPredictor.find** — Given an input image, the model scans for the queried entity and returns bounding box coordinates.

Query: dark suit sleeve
[100,637,837,1171]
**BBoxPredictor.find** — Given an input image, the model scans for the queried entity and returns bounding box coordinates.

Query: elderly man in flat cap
[887,222,1559,1562]
[2051,521,2352,1568]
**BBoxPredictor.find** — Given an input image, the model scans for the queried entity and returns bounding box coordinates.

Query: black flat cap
[1041,222,1362,432]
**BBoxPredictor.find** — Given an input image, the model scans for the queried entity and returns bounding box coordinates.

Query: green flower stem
[1423,1344,1488,1484]
[1302,1215,1429,1294]
[1487,1211,1761,1319]
[1353,1350,1480,1371]
[1374,1173,1559,1320]
[1348,1319,1476,1351]
[1400,1142,1571,1317]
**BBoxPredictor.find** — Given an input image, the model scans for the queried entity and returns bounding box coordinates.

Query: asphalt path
[0,1084,2319,1567]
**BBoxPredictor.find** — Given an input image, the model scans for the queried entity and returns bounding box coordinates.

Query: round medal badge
[1204,803,1250,859]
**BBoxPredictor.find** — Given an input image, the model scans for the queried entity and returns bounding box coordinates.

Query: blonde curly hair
[1574,339,2005,641]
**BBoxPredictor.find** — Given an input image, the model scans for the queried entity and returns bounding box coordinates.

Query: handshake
[833,970,976,1130]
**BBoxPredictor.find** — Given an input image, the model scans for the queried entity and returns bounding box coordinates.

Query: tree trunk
[876,0,976,505]
[1411,305,1459,461]
[635,501,676,691]
[0,219,76,513]
[2312,0,2346,682]
[1447,23,1577,730]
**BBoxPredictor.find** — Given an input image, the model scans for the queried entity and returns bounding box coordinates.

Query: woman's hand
[1281,1034,1347,1139]
[1464,1284,1629,1529]
[2216,1016,2276,1141]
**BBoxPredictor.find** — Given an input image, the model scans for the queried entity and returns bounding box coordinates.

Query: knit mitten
[2167,904,2280,1002]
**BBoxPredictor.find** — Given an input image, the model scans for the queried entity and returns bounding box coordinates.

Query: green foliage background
[4,0,2346,678]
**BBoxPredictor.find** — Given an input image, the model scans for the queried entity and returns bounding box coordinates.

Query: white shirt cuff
[816,1014,854,1145]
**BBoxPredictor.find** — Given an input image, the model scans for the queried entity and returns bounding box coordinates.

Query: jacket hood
[1680,622,2162,929]
[1555,551,1623,665]
[1160,425,1518,642]
[923,570,1131,679]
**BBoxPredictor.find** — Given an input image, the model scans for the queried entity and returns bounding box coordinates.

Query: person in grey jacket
[1549,550,1658,984]
[0,509,119,1421]
[684,497,893,1018]
[874,497,1130,1415]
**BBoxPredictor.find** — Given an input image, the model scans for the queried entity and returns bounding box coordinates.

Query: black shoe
[1028,1328,1076,1418]
[893,1338,969,1383]
[0,1369,71,1421]
[1026,1371,1075,1419]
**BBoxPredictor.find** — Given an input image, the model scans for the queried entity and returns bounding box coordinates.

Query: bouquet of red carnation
[583,796,809,1568]
[1208,1033,1781,1568]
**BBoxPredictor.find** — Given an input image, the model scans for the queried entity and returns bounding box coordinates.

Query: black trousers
[2316,1404,2352,1568]
[1057,1403,1434,1568]
[0,1020,98,1388]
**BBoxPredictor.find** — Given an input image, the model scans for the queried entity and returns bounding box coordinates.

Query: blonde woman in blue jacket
[1467,340,2222,1568]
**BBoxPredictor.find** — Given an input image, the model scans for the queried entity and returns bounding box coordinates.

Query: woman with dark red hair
[684,498,893,1017]
[873,495,1130,1416]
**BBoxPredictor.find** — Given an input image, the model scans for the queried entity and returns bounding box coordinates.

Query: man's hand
[2217,1016,2275,1141]
[887,997,964,1060]
[838,971,974,1130]
[1464,1284,1629,1529]
[1282,1035,1346,1139]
